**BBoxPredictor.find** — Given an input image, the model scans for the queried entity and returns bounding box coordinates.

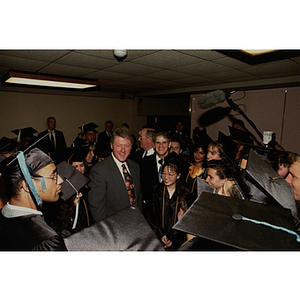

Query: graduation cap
[174,192,300,250]
[0,137,19,152]
[164,151,191,173]
[63,206,164,251]
[56,161,90,201]
[197,176,215,196]
[78,122,99,133]
[11,127,38,143]
[218,131,238,162]
[246,149,298,221]
[65,145,90,164]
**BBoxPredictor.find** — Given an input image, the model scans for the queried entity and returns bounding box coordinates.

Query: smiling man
[0,147,66,250]
[139,131,172,221]
[88,127,143,223]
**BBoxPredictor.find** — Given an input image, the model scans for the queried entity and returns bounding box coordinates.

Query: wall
[0,91,146,146]
[137,96,190,116]
[191,86,300,154]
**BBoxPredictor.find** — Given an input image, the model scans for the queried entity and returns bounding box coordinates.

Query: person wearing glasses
[133,126,156,164]
[0,147,66,250]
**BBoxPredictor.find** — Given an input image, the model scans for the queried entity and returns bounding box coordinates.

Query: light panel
[4,71,101,89]
[241,50,277,56]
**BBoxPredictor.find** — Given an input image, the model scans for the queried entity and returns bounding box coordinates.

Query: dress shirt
[156,155,165,173]
[2,202,42,218]
[48,130,56,148]
[142,147,155,158]
[111,153,132,184]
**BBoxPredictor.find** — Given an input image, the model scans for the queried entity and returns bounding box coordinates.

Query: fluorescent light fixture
[4,71,101,89]
[241,50,277,56]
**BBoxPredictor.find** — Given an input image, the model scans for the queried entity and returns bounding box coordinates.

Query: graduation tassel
[232,214,300,242]
[17,129,21,143]
[16,151,43,206]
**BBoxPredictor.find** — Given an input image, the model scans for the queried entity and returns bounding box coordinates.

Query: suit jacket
[88,154,143,223]
[38,129,67,164]
[139,153,160,217]
[97,131,112,156]
[139,152,190,219]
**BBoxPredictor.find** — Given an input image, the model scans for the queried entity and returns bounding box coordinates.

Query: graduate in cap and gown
[45,151,92,237]
[0,147,67,250]
[11,127,38,151]
[149,158,189,250]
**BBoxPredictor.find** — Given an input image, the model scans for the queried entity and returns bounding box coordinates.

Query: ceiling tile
[104,61,161,75]
[143,70,193,80]
[213,57,251,69]
[39,63,97,77]
[0,50,71,62]
[173,76,218,85]
[176,50,226,60]
[83,70,132,80]
[120,76,160,85]
[241,59,300,76]
[0,54,47,71]
[205,69,260,82]
[132,50,203,69]
[174,61,233,75]
[55,52,118,69]
[75,49,159,61]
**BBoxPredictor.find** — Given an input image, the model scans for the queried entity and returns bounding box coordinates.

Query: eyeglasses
[138,135,147,140]
[40,172,59,183]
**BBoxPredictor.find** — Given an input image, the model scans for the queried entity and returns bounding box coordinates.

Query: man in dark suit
[88,127,143,223]
[38,117,66,164]
[97,120,113,157]
[139,131,171,220]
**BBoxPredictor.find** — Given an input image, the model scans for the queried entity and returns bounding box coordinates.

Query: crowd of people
[0,116,299,251]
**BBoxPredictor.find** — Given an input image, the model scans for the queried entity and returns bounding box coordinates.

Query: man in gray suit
[88,127,143,223]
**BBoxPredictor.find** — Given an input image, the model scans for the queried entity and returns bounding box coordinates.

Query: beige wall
[191,86,300,154]
[0,91,146,146]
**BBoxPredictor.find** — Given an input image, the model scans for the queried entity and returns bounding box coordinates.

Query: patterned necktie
[122,164,135,205]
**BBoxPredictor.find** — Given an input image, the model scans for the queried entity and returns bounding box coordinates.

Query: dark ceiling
[1,49,300,97]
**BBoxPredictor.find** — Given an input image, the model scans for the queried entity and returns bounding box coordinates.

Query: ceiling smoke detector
[113,50,128,62]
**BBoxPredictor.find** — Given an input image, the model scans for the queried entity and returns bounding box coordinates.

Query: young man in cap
[88,127,142,223]
[0,147,66,250]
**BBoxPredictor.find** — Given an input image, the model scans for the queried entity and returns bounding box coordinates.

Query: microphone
[197,90,227,109]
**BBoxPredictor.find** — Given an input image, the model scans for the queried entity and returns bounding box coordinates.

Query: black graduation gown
[150,184,188,249]
[0,211,67,251]
[44,186,91,237]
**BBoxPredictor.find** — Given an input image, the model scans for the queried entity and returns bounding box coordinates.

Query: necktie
[158,158,164,182]
[49,131,56,150]
[122,164,135,205]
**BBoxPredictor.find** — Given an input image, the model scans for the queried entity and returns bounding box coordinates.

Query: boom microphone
[197,90,227,109]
